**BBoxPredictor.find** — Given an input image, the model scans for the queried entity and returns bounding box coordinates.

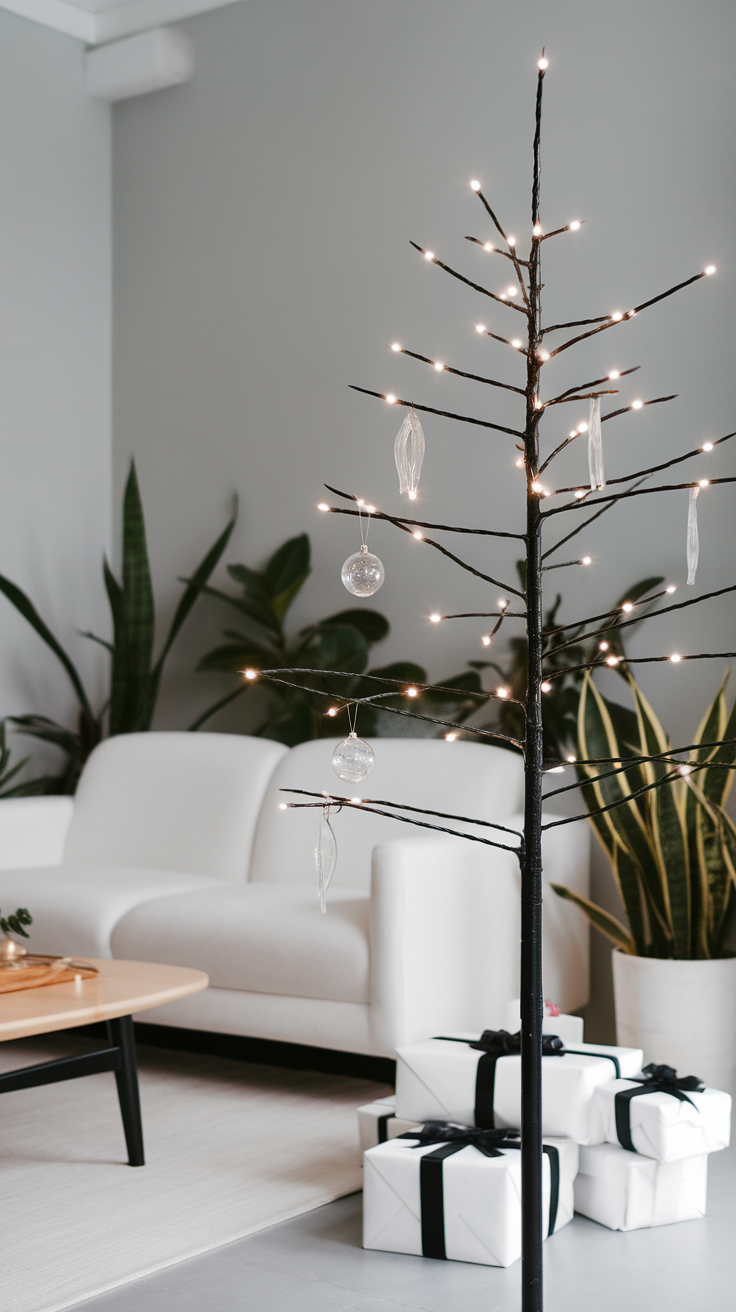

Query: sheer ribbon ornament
[587,396,604,490]
[315,806,337,913]
[395,406,425,499]
[687,486,700,585]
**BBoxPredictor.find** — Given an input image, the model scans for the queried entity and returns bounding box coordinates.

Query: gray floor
[67,1143,735,1312]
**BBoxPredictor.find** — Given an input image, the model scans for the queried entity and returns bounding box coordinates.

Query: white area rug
[0,1033,390,1312]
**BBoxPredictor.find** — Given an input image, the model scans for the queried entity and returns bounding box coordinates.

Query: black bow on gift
[398,1121,520,1157]
[636,1062,704,1094]
[614,1061,705,1153]
[468,1029,566,1057]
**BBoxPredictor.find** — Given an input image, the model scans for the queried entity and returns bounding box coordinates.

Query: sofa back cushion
[248,738,524,891]
[63,732,287,882]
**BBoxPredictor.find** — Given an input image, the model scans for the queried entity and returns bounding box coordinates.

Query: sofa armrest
[0,797,75,869]
[369,813,590,1055]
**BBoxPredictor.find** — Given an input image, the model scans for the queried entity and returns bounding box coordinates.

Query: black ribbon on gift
[614,1063,704,1153]
[435,1031,564,1128]
[397,1122,559,1260]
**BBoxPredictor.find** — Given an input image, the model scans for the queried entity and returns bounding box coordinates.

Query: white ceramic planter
[612,950,736,1096]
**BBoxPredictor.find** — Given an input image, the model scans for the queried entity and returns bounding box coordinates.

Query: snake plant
[552,669,736,959]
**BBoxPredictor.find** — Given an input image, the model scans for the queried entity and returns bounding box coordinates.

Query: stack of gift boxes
[357,1003,731,1266]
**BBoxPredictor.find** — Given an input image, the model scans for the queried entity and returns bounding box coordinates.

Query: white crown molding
[0,0,241,44]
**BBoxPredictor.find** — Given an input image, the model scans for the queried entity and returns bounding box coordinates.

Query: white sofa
[0,732,589,1057]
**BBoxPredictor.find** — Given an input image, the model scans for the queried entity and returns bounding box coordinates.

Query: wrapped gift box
[574,1142,708,1230]
[363,1127,578,1267]
[358,1097,421,1153]
[594,1073,731,1161]
[395,1034,643,1144]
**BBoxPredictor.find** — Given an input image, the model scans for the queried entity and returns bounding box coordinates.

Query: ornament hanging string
[687,486,700,585]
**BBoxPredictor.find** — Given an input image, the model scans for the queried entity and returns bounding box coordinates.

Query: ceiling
[0,0,238,45]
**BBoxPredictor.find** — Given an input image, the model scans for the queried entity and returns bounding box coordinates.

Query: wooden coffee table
[0,958,208,1167]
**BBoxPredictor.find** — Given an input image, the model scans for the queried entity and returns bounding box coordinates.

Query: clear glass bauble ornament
[332,731,375,783]
[341,544,385,597]
[314,807,337,914]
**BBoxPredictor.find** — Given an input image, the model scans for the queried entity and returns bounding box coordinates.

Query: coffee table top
[0,958,208,1041]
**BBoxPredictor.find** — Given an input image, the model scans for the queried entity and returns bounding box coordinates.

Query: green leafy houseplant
[0,461,235,793]
[191,532,487,746]
[552,669,736,960]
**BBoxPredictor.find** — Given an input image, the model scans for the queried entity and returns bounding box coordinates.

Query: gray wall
[0,11,111,747]
[112,0,736,1036]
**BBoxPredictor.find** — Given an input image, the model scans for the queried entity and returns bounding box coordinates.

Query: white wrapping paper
[357,1097,421,1153]
[505,1000,584,1046]
[594,1079,731,1161]
[363,1134,577,1267]
[575,1142,708,1230]
[395,1037,643,1144]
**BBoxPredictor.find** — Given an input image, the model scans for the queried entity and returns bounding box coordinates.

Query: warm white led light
[670,653,682,663]
[606,655,620,667]
[327,707,338,717]
[541,681,552,693]
[507,235,516,246]
[386,394,396,404]
[611,311,623,322]
[434,361,444,371]
[702,442,714,451]
[574,490,586,498]
[429,613,441,623]
[622,602,634,613]
[507,286,518,297]
[351,798,362,805]
[408,490,417,500]
[538,348,550,361]
[317,503,329,511]
[425,250,435,260]
[705,265,716,275]
[532,481,543,493]
[632,400,643,410]
[567,755,577,763]
[548,766,565,774]
[499,293,508,300]
[666,585,677,594]
[470,179,481,191]
[413,531,423,540]
[538,56,549,69]
[481,635,491,647]
[244,668,258,680]
[357,499,364,506]
[569,220,581,231]
[581,556,591,564]
[578,421,588,433]
[599,641,609,651]
[626,309,637,318]
[476,323,487,333]
[533,223,542,237]
[511,339,522,349]
[406,686,419,697]
[678,763,693,776]
[496,686,509,699]
[699,478,710,488]
[391,342,401,352]
[609,370,620,380]
[516,457,524,468]
[569,430,578,440]
[499,599,509,609]
[365,504,376,514]
[279,803,288,810]
[445,732,458,742]
[483,242,494,252]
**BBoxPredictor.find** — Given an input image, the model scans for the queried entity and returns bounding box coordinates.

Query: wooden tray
[0,956,99,994]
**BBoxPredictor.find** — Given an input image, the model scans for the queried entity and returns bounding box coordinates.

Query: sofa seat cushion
[111,883,371,1005]
[0,866,218,959]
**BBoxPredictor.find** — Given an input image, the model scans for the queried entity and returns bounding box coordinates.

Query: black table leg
[107,1015,145,1166]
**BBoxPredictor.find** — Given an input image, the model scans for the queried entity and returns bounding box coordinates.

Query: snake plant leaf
[152,506,237,692]
[549,883,635,953]
[106,464,155,735]
[0,573,93,716]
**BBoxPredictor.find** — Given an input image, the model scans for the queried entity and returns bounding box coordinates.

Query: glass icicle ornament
[341,544,385,596]
[587,396,604,490]
[315,806,337,914]
[332,731,375,783]
[394,406,425,500]
[687,486,700,585]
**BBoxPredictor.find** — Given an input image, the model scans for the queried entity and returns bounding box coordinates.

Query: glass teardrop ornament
[332,731,375,783]
[687,486,700,585]
[341,544,385,597]
[315,807,337,914]
[395,407,425,499]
